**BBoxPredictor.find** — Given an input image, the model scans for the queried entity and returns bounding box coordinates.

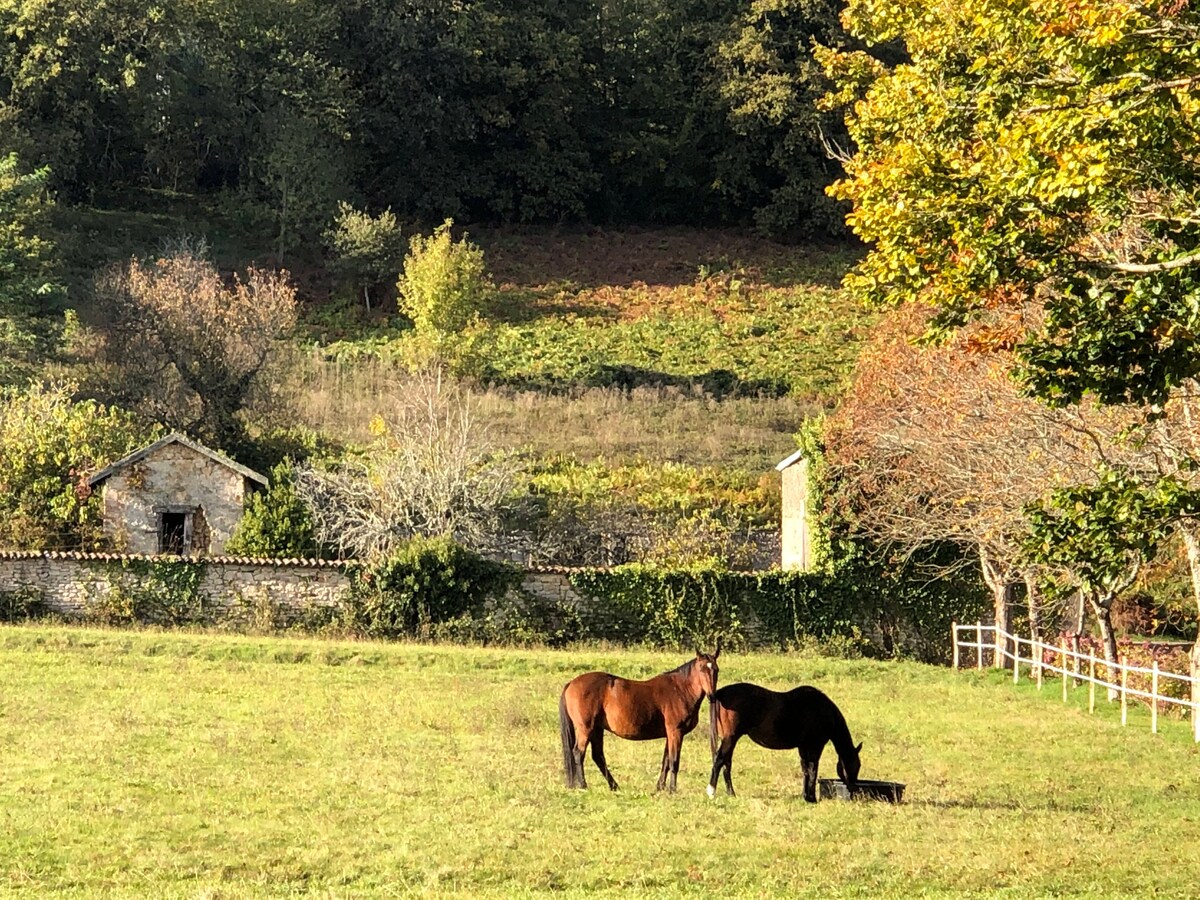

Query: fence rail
[951,621,1200,743]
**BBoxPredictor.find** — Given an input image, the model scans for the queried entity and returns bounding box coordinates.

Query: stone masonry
[0,552,350,620]
[89,434,267,556]
[0,552,590,626]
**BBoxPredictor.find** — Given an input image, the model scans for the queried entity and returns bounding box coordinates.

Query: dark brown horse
[559,648,720,792]
[708,682,862,801]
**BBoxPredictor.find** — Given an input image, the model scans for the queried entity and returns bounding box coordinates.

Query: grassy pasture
[2,627,1199,898]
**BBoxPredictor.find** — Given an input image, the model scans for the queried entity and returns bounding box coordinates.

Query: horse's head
[836,742,863,786]
[692,641,721,699]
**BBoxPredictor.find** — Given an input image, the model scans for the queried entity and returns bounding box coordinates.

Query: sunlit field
[2,626,1198,897]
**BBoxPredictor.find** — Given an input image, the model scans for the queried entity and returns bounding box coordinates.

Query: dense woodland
[4,0,1200,683]
[0,0,849,238]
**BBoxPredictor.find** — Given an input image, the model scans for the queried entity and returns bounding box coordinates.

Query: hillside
[271,228,869,475]
[42,204,872,560]
[56,206,868,475]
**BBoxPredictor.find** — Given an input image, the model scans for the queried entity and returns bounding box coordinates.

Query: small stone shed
[87,433,267,556]
[776,449,812,571]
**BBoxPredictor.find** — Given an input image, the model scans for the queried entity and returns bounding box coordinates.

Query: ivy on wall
[567,557,987,661]
[344,536,520,640]
[87,558,206,626]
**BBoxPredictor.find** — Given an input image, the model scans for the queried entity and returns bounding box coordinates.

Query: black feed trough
[818,778,905,803]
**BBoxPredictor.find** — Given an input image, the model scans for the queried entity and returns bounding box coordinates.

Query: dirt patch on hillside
[473,226,853,290]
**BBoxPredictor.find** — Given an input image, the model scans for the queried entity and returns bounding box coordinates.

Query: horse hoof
[706,784,715,798]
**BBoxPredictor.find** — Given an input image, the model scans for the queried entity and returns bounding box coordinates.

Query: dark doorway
[160,513,188,555]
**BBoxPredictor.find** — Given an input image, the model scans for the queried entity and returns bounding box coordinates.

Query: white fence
[951,621,1200,743]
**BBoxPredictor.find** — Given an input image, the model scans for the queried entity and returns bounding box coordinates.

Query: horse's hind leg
[572,731,591,790]
[590,730,619,791]
[664,730,683,793]
[708,735,740,798]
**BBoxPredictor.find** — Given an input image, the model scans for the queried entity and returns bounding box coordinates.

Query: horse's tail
[559,688,577,788]
[709,692,722,758]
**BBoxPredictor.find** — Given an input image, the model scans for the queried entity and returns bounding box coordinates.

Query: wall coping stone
[0,550,349,568]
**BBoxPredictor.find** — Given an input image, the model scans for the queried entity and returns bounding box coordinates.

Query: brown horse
[559,647,720,792]
[707,682,862,801]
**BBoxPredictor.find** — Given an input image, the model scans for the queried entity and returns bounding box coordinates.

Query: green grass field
[2,626,1199,897]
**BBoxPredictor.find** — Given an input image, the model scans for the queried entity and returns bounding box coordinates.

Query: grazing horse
[707,682,862,801]
[559,647,720,792]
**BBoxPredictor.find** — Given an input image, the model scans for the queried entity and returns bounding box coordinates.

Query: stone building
[87,433,268,556]
[776,449,811,571]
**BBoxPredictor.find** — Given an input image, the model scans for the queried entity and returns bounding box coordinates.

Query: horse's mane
[815,690,857,760]
[665,658,696,679]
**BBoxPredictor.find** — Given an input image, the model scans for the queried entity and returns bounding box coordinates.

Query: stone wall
[0,552,591,626]
[0,552,350,620]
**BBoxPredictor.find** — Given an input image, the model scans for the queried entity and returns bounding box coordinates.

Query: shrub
[0,586,46,622]
[324,203,406,312]
[0,382,156,550]
[396,220,491,335]
[225,461,321,559]
[567,554,989,659]
[344,536,519,639]
[85,559,206,626]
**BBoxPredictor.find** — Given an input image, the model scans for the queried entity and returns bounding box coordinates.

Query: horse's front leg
[655,743,670,792]
[799,752,820,803]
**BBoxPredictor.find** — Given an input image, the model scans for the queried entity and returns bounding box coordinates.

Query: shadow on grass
[476,226,861,292]
[910,798,1098,813]
[482,365,792,400]
[483,286,617,325]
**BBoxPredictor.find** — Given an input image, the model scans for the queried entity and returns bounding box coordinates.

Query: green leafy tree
[820,0,1200,407]
[0,153,57,314]
[396,220,491,335]
[324,202,405,312]
[1023,467,1194,685]
[715,0,849,235]
[0,152,59,383]
[0,382,156,550]
[226,461,320,559]
[823,0,1200,717]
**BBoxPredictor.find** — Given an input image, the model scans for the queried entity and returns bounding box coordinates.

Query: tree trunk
[1089,591,1120,701]
[979,548,1011,668]
[1069,589,1086,645]
[1022,570,1042,642]
[1177,523,1200,741]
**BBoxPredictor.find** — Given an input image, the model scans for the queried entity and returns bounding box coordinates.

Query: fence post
[1194,673,1200,744]
[1194,685,1199,744]
[952,622,959,670]
[1120,656,1128,726]
[1152,660,1159,736]
[1013,633,1020,684]
[1089,652,1096,714]
[976,621,984,670]
[1061,638,1068,703]
[1036,638,1044,691]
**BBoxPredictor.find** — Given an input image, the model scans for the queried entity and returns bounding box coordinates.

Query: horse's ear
[713,636,722,659]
